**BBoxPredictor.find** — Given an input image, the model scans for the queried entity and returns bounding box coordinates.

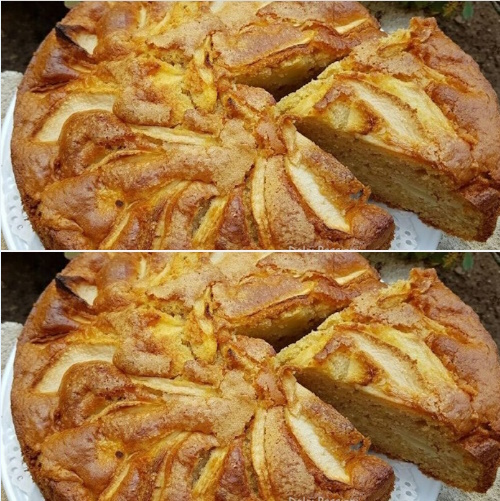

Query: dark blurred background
[2,253,499,349]
[2,1,499,95]
[1,2,68,72]
[2,253,67,323]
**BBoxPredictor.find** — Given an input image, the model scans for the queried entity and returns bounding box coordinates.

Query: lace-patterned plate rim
[0,93,44,250]
[1,94,441,251]
[1,345,441,501]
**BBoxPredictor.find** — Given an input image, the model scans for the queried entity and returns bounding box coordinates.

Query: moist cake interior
[292,368,492,492]
[291,117,486,241]
[277,268,500,493]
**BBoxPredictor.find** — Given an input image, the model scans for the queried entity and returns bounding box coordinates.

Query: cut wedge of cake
[278,268,500,492]
[278,17,500,241]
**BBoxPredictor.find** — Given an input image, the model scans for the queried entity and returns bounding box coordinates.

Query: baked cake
[12,1,396,250]
[279,18,500,241]
[11,252,394,500]
[278,268,500,491]
[12,253,500,496]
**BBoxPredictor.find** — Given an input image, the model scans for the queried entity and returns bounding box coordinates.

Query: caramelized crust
[13,253,500,496]
[12,252,394,501]
[12,1,393,250]
[278,268,500,491]
[279,18,500,241]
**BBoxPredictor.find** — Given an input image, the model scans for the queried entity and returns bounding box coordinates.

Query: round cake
[12,252,394,500]
[12,1,396,250]
[12,2,500,248]
[11,252,500,498]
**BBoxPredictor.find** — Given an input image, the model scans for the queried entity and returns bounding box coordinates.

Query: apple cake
[12,252,395,500]
[12,1,396,250]
[278,268,500,492]
[278,18,500,242]
[12,252,500,497]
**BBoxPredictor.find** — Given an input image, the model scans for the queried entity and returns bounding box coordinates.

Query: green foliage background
[401,1,474,19]
[398,252,475,271]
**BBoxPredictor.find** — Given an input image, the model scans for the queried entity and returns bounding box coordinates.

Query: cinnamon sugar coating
[12,1,393,250]
[12,252,394,501]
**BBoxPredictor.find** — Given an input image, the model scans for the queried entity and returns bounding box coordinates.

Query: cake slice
[278,18,500,241]
[278,268,500,492]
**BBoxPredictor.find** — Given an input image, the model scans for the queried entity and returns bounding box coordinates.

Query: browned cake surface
[279,268,500,492]
[279,17,500,241]
[12,252,395,500]
[12,1,394,250]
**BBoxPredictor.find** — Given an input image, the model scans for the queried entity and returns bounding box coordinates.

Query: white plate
[0,95,441,250]
[1,345,441,501]
[1,94,43,250]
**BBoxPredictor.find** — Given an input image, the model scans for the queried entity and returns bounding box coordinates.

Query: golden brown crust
[278,268,500,491]
[12,252,394,501]
[406,268,500,436]
[279,17,500,241]
[407,19,500,185]
[12,1,392,250]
